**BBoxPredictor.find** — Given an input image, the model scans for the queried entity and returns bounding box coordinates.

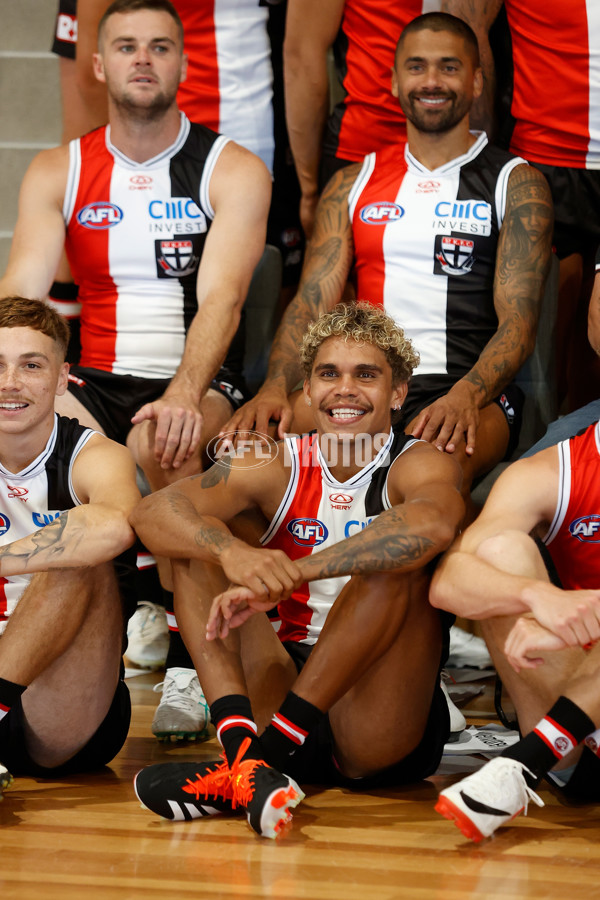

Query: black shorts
[531,164,600,260]
[280,614,452,789]
[67,366,250,445]
[0,672,131,778]
[395,374,524,461]
[51,0,77,60]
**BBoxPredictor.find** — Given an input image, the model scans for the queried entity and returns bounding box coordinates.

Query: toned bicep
[72,436,141,516]
[1,150,68,297]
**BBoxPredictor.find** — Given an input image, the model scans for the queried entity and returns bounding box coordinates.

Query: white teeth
[420,97,446,105]
[0,403,26,409]
[330,408,365,418]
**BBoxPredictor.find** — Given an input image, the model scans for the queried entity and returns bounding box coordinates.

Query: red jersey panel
[324,0,428,162]
[544,421,600,590]
[175,0,274,171]
[262,430,418,644]
[505,0,600,168]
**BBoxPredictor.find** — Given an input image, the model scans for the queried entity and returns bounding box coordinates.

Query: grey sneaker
[0,763,13,799]
[151,667,210,742]
[447,625,493,669]
[126,601,169,670]
[435,757,544,841]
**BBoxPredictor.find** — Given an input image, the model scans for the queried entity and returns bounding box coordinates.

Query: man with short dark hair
[226,12,553,513]
[0,297,139,795]
[130,302,464,839]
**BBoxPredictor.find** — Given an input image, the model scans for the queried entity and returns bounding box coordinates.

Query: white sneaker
[0,763,13,799]
[435,757,544,841]
[440,676,467,738]
[126,601,169,670]
[151,667,210,742]
[447,625,492,669]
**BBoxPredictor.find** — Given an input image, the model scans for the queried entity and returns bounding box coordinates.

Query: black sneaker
[134,756,239,821]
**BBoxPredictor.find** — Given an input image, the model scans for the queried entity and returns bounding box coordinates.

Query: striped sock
[260,691,324,770]
[0,677,26,723]
[503,696,595,786]
[210,695,262,766]
[584,727,600,757]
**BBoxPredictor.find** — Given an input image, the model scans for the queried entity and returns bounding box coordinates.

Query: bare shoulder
[320,162,363,204]
[212,141,271,191]
[388,439,463,500]
[506,162,552,204]
[71,433,138,500]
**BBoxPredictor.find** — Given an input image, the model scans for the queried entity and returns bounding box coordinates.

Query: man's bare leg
[0,563,124,769]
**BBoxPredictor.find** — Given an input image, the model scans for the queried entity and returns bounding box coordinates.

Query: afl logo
[77,202,123,229]
[359,202,404,224]
[287,518,328,547]
[0,513,10,536]
[569,514,600,542]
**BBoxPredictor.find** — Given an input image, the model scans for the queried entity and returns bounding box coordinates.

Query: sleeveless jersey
[348,133,525,378]
[323,0,431,163]
[543,420,600,590]
[504,0,600,169]
[262,429,419,644]
[0,415,95,635]
[64,114,229,379]
[175,0,274,173]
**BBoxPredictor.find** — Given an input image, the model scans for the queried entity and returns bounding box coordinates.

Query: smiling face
[304,337,407,442]
[0,327,68,441]
[392,28,482,135]
[94,8,186,119]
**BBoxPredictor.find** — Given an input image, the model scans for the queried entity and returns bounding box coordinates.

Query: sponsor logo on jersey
[432,199,491,236]
[287,518,328,547]
[7,485,28,502]
[149,199,203,220]
[0,514,10,536]
[417,180,441,193]
[77,202,123,229]
[155,239,199,278]
[329,492,353,510]
[434,235,475,276]
[359,202,404,224]
[569,514,600,542]
[32,511,61,528]
[344,518,374,538]
[56,13,77,43]
[129,175,153,191]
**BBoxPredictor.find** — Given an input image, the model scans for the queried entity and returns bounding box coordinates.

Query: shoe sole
[152,727,211,743]
[254,778,305,839]
[435,794,486,842]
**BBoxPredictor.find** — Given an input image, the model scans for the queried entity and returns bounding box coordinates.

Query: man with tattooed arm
[225,12,553,510]
[0,298,139,797]
[131,302,464,838]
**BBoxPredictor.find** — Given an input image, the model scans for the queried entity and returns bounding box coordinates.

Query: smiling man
[130,302,464,838]
[0,297,140,796]
[225,12,553,513]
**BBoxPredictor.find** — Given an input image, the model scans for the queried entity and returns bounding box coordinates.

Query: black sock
[210,695,262,766]
[260,691,324,770]
[0,677,26,721]
[502,696,595,786]
[163,590,194,670]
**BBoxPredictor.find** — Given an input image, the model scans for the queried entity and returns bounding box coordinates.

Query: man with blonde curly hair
[130,302,464,839]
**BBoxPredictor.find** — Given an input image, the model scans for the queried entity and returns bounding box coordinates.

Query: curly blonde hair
[300,302,419,385]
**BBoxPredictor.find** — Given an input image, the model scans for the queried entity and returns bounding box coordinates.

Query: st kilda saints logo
[155,239,199,278]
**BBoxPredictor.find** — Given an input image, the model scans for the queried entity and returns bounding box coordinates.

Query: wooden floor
[1,671,599,900]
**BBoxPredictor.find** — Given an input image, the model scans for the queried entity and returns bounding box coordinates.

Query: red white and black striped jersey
[348,133,524,379]
[262,429,419,644]
[0,416,94,634]
[64,115,228,378]
[323,0,430,163]
[504,0,600,168]
[543,420,600,590]
[175,0,274,172]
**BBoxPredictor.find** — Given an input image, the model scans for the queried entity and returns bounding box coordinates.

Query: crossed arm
[0,436,139,577]
[430,451,600,659]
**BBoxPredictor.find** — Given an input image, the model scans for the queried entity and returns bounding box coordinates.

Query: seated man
[0,297,139,795]
[225,12,553,512]
[0,0,271,740]
[130,302,464,838]
[430,418,600,841]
